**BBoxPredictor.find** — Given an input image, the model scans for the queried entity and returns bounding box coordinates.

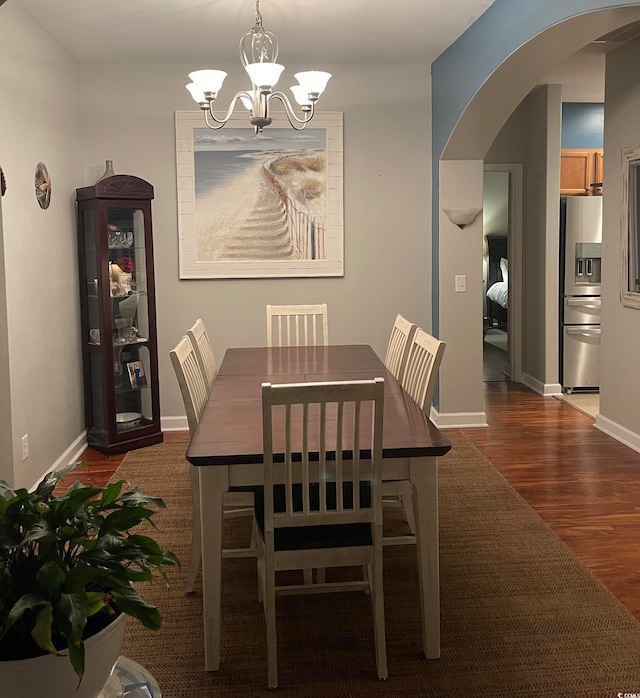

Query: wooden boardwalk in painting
[218,168,296,260]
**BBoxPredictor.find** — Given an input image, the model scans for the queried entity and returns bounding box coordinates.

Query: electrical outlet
[21,434,29,461]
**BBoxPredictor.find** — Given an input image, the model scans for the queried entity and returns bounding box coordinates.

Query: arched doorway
[431,2,640,428]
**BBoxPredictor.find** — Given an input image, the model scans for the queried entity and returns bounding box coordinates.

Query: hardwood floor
[59,431,189,490]
[68,381,640,621]
[462,381,640,621]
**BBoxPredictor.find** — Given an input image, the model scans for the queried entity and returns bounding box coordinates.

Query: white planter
[0,613,127,698]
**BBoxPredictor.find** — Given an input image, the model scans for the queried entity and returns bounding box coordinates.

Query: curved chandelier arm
[203,91,254,130]
[268,92,315,131]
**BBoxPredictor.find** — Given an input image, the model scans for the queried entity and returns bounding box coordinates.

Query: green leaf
[123,534,164,556]
[111,583,162,630]
[99,507,154,534]
[33,463,81,500]
[57,486,104,518]
[31,603,59,655]
[21,522,57,546]
[4,594,47,636]
[67,636,85,683]
[35,561,66,591]
[99,481,124,507]
[0,523,23,548]
[118,489,167,509]
[85,591,109,617]
[56,593,87,647]
[0,468,176,681]
[125,568,154,582]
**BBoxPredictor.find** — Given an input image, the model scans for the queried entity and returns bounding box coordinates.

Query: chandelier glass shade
[186,0,331,133]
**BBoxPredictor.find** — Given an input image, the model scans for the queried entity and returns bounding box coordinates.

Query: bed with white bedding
[486,278,508,308]
[486,236,508,329]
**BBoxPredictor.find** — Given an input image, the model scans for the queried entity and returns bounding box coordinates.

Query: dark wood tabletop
[187,345,451,467]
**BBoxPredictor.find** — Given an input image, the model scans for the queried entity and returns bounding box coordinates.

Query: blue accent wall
[562,103,604,148]
[429,0,639,411]
[432,0,639,162]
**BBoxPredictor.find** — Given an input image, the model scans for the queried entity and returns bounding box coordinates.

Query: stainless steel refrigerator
[559,196,602,393]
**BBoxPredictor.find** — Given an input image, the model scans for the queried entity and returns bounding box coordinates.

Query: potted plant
[0,461,179,698]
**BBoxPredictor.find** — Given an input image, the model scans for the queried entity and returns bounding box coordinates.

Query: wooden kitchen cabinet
[560,148,603,196]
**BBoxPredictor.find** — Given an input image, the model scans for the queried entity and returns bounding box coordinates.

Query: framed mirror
[622,145,640,308]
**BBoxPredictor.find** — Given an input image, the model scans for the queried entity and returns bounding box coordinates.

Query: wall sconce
[442,207,483,229]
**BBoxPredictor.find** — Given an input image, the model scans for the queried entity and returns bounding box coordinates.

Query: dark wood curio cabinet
[76,175,163,455]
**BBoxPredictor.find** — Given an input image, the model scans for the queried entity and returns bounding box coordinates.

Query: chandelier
[186,0,331,133]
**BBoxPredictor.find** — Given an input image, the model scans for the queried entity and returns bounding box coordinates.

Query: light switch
[455,275,467,293]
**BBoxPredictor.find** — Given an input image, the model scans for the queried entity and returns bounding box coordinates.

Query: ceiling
[10,0,496,65]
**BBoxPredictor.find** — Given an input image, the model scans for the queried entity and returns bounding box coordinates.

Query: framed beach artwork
[175,110,343,279]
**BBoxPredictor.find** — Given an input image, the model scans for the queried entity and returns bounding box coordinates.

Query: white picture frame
[175,110,344,279]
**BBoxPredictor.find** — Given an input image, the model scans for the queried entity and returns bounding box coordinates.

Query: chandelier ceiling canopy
[186,0,331,133]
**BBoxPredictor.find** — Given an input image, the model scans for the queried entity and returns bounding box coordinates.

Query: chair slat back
[187,318,217,393]
[266,303,329,347]
[261,379,385,533]
[401,329,446,414]
[384,314,418,382]
[170,336,209,436]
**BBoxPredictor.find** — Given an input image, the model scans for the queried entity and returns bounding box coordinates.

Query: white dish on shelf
[116,411,142,425]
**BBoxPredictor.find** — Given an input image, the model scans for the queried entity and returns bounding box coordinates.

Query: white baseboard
[66,432,89,466]
[430,407,488,428]
[521,373,562,396]
[35,431,88,488]
[594,414,640,454]
[162,415,189,431]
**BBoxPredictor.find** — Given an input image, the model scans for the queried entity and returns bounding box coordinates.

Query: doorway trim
[484,163,523,384]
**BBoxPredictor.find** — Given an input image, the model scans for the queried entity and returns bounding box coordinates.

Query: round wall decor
[35,162,51,209]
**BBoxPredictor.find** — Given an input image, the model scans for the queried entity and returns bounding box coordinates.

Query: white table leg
[410,456,440,659]
[199,466,228,671]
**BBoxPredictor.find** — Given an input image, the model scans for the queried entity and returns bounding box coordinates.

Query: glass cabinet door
[107,207,155,434]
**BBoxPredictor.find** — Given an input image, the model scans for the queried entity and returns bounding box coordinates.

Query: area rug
[484,328,508,352]
[114,431,640,697]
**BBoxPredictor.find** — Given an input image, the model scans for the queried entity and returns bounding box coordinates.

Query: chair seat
[254,482,373,551]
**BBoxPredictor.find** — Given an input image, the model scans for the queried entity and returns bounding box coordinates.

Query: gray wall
[0,3,85,488]
[77,62,433,421]
[483,173,509,239]
[0,195,11,484]
[600,37,640,439]
[486,85,562,389]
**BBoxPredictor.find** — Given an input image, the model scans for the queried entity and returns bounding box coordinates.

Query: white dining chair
[257,378,388,688]
[186,318,217,394]
[266,303,329,347]
[170,336,255,593]
[382,314,418,528]
[402,327,446,416]
[384,314,418,383]
[383,328,446,545]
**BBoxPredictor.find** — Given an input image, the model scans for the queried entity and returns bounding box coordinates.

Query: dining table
[186,344,452,671]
